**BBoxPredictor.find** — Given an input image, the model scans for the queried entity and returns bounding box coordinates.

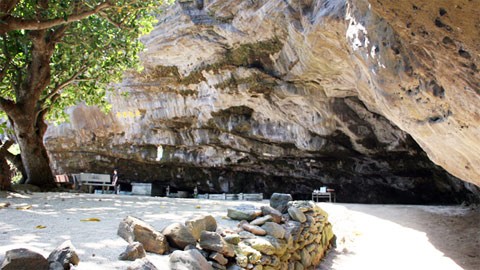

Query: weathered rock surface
[169,249,213,270]
[227,205,262,221]
[45,0,480,203]
[119,242,147,261]
[199,231,235,257]
[162,222,197,250]
[47,240,80,269]
[118,216,169,254]
[185,215,218,240]
[1,248,49,270]
[127,258,158,270]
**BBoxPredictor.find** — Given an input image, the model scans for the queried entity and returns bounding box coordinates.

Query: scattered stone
[127,258,158,270]
[119,242,146,261]
[288,207,306,223]
[0,202,10,208]
[241,223,267,236]
[260,206,283,223]
[250,215,273,226]
[118,216,169,254]
[47,240,80,269]
[185,215,217,240]
[169,249,213,270]
[49,261,65,270]
[261,222,286,239]
[199,231,235,257]
[227,205,262,221]
[223,233,241,245]
[1,248,49,270]
[242,237,275,255]
[287,201,314,213]
[209,261,227,270]
[238,231,257,240]
[269,193,292,213]
[209,252,228,265]
[162,222,196,250]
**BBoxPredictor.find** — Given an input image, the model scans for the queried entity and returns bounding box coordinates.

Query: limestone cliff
[45,0,479,203]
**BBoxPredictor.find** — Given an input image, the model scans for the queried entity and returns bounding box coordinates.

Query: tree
[0,0,165,189]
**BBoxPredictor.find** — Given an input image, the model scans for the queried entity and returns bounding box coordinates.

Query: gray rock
[250,215,273,226]
[49,261,64,270]
[209,261,227,270]
[118,216,169,254]
[283,221,303,243]
[223,233,241,245]
[169,249,213,270]
[260,206,283,223]
[288,206,307,223]
[209,252,228,265]
[47,240,79,269]
[119,242,146,261]
[185,215,217,240]
[270,193,292,213]
[199,231,235,257]
[1,248,49,270]
[162,222,197,250]
[227,205,262,221]
[127,258,158,270]
[241,223,267,236]
[261,222,286,239]
[287,201,315,212]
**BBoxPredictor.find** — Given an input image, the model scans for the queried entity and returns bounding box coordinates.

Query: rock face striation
[45,0,480,203]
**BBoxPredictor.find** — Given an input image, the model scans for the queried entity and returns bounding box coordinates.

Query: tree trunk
[0,155,12,191]
[13,121,56,189]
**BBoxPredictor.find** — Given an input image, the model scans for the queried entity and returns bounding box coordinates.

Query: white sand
[0,192,478,270]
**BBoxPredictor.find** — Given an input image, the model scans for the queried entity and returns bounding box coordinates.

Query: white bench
[198,193,263,201]
[74,173,113,193]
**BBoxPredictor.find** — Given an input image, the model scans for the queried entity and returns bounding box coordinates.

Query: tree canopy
[1,0,166,122]
[0,0,169,188]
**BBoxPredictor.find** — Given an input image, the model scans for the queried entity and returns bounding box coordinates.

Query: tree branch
[0,1,112,34]
[40,66,88,105]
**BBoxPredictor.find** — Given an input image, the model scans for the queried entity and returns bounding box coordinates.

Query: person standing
[112,169,119,194]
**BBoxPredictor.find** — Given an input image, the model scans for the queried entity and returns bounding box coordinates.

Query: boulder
[169,249,213,270]
[287,201,315,213]
[260,206,283,223]
[162,222,196,250]
[241,223,267,236]
[227,205,262,221]
[261,222,286,239]
[250,215,273,226]
[270,194,292,213]
[185,215,217,240]
[127,258,158,270]
[199,231,235,257]
[223,233,241,245]
[118,216,169,254]
[48,261,64,270]
[119,242,147,261]
[288,207,306,223]
[1,248,49,270]
[47,240,80,269]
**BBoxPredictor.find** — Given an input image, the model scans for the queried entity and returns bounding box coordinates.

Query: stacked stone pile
[117,193,334,270]
[225,194,335,270]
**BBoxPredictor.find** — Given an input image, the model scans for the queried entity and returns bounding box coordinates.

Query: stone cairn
[117,193,335,270]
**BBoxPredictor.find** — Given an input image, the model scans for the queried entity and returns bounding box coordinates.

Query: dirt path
[317,203,480,270]
[0,192,478,269]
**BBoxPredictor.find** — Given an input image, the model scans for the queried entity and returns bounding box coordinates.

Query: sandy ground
[0,192,478,270]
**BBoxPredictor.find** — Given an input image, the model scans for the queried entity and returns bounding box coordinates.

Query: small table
[312,190,336,202]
